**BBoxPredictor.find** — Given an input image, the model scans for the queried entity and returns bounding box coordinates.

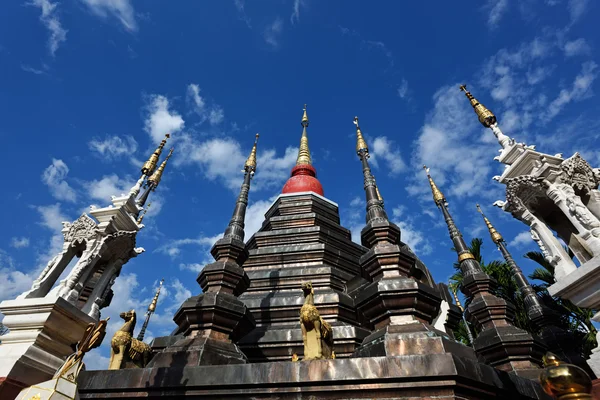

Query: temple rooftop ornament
[282,105,324,196]
[138,148,174,207]
[459,84,513,151]
[137,279,164,342]
[136,203,151,225]
[244,133,259,173]
[141,133,170,177]
[540,352,593,399]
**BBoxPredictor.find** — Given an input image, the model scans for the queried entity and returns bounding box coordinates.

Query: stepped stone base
[77,354,551,399]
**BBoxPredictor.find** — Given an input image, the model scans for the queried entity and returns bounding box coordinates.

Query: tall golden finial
[353,116,368,154]
[423,165,446,204]
[540,352,593,399]
[296,105,312,165]
[459,85,497,128]
[148,148,174,188]
[148,278,164,313]
[476,204,503,244]
[450,288,464,312]
[244,134,259,172]
[137,203,151,224]
[141,134,170,177]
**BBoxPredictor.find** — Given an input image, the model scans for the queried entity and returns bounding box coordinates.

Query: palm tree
[525,250,598,357]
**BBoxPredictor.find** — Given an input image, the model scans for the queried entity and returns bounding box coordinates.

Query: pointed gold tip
[459,84,497,128]
[245,134,259,171]
[477,204,503,243]
[137,202,151,224]
[297,107,311,165]
[301,104,309,126]
[354,116,369,154]
[141,134,171,177]
[148,278,164,312]
[148,148,174,188]
[423,166,445,204]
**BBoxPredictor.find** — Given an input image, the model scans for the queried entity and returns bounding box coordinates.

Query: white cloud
[409,84,495,200]
[175,134,296,192]
[370,136,406,175]
[186,84,225,126]
[509,231,533,248]
[264,17,283,48]
[234,0,251,28]
[80,0,137,32]
[30,0,67,57]
[290,0,306,24]
[10,237,30,249]
[395,220,432,256]
[35,203,67,231]
[397,79,409,99]
[84,174,136,201]
[545,61,598,121]
[157,234,221,258]
[568,0,589,23]
[563,38,591,57]
[41,159,77,202]
[144,95,185,144]
[0,250,37,301]
[485,0,508,29]
[21,64,47,75]
[166,279,192,313]
[89,135,138,160]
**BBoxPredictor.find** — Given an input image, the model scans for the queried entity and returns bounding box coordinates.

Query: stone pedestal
[0,296,94,400]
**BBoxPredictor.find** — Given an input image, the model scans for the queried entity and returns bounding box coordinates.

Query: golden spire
[459,85,497,128]
[141,134,170,177]
[244,134,259,172]
[476,204,503,244]
[353,116,368,154]
[450,288,464,312]
[375,186,383,202]
[423,165,446,204]
[148,279,164,312]
[148,148,174,188]
[137,203,151,224]
[296,104,312,165]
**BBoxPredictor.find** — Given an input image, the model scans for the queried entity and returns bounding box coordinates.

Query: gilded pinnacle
[141,133,170,177]
[296,105,312,165]
[476,204,503,244]
[354,116,369,155]
[244,133,259,172]
[137,202,151,224]
[148,148,174,188]
[301,104,309,127]
[148,279,164,312]
[423,165,446,205]
[459,84,497,128]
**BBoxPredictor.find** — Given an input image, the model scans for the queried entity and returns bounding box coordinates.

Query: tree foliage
[449,238,598,357]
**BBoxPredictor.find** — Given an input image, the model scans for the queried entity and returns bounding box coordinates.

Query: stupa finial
[476,204,503,244]
[141,133,170,177]
[244,133,259,173]
[354,116,369,155]
[296,105,312,165]
[459,84,497,128]
[423,165,446,205]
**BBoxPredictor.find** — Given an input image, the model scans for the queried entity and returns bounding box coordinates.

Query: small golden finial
[476,204,503,244]
[354,116,369,154]
[423,165,446,204]
[137,203,151,224]
[141,133,170,177]
[244,133,259,172]
[375,186,383,203]
[301,104,309,126]
[148,279,164,312]
[459,84,497,128]
[148,148,174,188]
[296,105,312,165]
[450,287,464,312]
[540,352,593,399]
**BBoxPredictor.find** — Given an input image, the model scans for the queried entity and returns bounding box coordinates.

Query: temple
[459,85,600,379]
[0,136,175,399]
[61,108,557,399]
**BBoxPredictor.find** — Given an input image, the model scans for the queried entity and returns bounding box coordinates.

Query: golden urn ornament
[539,352,593,399]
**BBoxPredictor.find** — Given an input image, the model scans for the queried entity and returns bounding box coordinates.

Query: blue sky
[1,0,599,368]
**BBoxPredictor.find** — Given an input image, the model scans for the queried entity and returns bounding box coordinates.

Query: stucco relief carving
[63,214,99,245]
[560,153,598,193]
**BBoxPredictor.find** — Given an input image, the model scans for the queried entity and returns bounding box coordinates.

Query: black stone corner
[210,236,249,265]
[197,260,250,295]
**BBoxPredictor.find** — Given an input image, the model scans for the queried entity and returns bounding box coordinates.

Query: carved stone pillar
[521,209,577,280]
[82,260,123,319]
[17,249,76,299]
[546,182,600,257]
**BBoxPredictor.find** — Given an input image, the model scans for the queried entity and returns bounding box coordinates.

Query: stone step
[245,265,354,293]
